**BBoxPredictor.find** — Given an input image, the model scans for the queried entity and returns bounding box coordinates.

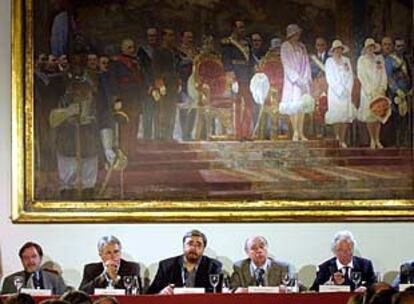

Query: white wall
[0,0,413,290]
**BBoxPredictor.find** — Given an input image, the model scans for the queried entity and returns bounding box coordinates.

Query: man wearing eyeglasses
[147,229,222,294]
[310,230,376,292]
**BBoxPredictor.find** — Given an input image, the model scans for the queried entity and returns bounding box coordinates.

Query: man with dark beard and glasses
[147,230,222,294]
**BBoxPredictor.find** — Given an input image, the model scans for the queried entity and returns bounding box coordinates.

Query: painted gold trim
[11,0,414,223]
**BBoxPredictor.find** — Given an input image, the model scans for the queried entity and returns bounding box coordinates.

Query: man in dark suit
[231,235,293,292]
[1,242,67,295]
[147,229,222,294]
[310,230,376,292]
[392,261,414,289]
[152,28,181,141]
[310,37,329,79]
[310,37,329,138]
[79,235,141,294]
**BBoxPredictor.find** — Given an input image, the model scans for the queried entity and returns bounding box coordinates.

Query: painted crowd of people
[34,21,413,199]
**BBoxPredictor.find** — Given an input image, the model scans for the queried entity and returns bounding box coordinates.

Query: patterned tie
[255,268,265,286]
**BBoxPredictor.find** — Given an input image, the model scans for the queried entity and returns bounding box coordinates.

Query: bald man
[230,235,293,292]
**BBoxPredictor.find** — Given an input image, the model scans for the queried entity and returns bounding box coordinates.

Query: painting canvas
[12,0,414,222]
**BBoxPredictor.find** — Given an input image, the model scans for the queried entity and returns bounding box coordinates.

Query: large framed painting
[12,0,414,222]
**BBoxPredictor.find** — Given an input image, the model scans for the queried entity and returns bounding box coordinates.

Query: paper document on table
[94,288,126,295]
[173,287,205,294]
[319,285,350,293]
[20,288,52,296]
[248,286,280,293]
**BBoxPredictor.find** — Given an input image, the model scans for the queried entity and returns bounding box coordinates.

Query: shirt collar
[181,255,201,272]
[336,258,354,270]
[250,258,270,275]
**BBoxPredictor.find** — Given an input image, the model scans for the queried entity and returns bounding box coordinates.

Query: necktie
[255,268,265,286]
[343,266,350,283]
[26,272,40,289]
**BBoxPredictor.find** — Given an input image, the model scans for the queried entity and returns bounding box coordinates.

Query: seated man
[147,229,222,294]
[79,235,141,294]
[310,230,376,292]
[230,235,293,292]
[1,242,67,295]
[392,261,414,289]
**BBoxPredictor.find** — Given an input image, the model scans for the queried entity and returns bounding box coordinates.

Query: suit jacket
[146,255,222,294]
[79,259,141,294]
[311,51,330,79]
[391,260,414,288]
[230,257,291,289]
[310,256,376,291]
[1,269,67,295]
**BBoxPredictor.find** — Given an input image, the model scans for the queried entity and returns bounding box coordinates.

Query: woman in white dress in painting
[357,38,388,149]
[325,40,356,148]
[280,24,312,141]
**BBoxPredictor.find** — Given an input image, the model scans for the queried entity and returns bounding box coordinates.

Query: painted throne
[191,52,235,140]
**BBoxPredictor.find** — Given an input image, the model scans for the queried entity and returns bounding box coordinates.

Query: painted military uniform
[382,52,412,146]
[137,44,156,139]
[177,45,198,140]
[310,52,329,138]
[221,36,254,140]
[152,46,181,140]
[109,54,144,155]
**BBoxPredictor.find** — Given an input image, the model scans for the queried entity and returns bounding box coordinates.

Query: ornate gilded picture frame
[12,0,414,223]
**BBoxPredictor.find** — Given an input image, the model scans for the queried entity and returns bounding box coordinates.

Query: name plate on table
[248,286,280,293]
[173,287,205,294]
[319,285,351,293]
[399,284,414,291]
[20,288,52,296]
[94,288,126,296]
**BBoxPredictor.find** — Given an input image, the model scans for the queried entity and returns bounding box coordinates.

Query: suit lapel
[352,257,360,272]
[174,256,184,287]
[267,260,282,286]
[242,259,256,286]
[41,271,52,290]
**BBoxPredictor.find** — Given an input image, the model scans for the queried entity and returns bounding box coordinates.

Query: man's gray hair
[97,235,122,252]
[331,230,356,254]
[244,235,268,253]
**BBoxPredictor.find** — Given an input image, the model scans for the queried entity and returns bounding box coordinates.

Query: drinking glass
[375,272,382,283]
[209,274,220,293]
[13,276,24,293]
[123,275,133,295]
[282,273,292,287]
[350,271,362,288]
[131,276,140,295]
